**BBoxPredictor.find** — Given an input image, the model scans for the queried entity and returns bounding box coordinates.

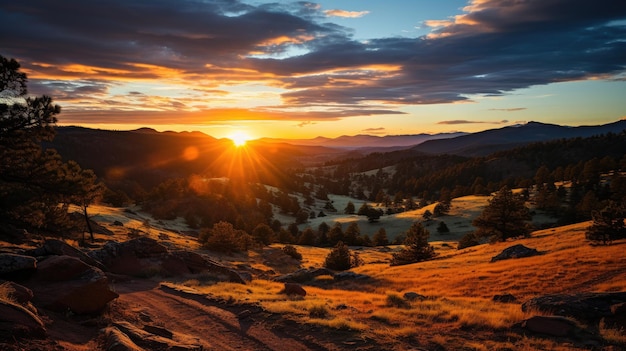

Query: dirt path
[114,280,341,351]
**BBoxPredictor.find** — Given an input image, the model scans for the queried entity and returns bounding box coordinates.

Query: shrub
[309,305,329,318]
[282,245,302,260]
[199,221,252,253]
[436,221,450,233]
[457,232,479,250]
[391,222,436,266]
[386,293,410,309]
[324,241,361,271]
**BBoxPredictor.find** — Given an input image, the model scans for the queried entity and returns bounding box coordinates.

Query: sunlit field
[162,221,626,350]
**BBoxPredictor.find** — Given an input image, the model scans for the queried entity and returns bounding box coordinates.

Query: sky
[1,0,625,139]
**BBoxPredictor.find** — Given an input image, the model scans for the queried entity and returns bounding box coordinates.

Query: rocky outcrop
[0,299,46,340]
[111,321,202,351]
[519,315,580,337]
[89,238,246,283]
[333,271,369,281]
[24,255,118,314]
[274,267,334,283]
[103,326,145,351]
[26,239,106,271]
[0,253,36,276]
[171,250,247,283]
[90,237,190,277]
[521,292,626,326]
[491,244,540,262]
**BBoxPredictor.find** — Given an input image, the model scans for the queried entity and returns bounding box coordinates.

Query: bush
[386,293,410,309]
[309,305,329,318]
[324,241,361,271]
[390,222,436,266]
[199,221,252,253]
[436,221,450,233]
[457,232,479,249]
[282,245,302,260]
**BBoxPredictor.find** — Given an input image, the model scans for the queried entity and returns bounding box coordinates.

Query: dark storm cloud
[1,0,625,115]
[253,0,626,105]
[0,0,336,73]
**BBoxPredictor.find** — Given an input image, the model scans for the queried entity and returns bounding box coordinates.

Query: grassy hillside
[164,221,626,350]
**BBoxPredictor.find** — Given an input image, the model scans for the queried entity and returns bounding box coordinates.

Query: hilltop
[1,203,625,350]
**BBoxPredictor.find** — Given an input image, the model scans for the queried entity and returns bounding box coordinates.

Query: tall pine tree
[473,186,531,242]
[0,56,101,235]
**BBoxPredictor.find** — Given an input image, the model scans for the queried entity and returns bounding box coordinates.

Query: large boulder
[0,253,36,276]
[0,299,46,340]
[89,237,175,277]
[24,255,118,314]
[280,283,307,297]
[26,239,106,271]
[522,292,626,326]
[520,315,579,337]
[491,244,540,262]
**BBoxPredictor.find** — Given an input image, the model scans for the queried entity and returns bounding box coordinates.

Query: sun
[228,131,250,147]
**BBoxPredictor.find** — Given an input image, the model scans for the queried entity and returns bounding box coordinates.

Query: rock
[27,239,106,271]
[493,293,517,303]
[171,250,247,283]
[280,283,306,297]
[274,268,334,283]
[25,255,118,314]
[491,244,540,262]
[89,237,172,277]
[0,299,46,340]
[333,271,370,281]
[521,315,578,337]
[0,253,37,276]
[143,325,173,339]
[102,326,145,351]
[0,280,33,304]
[521,292,626,326]
[112,321,202,351]
[403,292,427,302]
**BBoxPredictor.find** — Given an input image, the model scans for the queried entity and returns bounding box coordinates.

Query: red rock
[281,283,306,297]
[25,255,118,314]
[522,315,577,337]
[0,299,46,339]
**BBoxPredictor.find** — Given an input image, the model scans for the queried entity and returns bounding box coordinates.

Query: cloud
[297,121,315,128]
[438,119,509,125]
[489,108,527,112]
[1,0,625,123]
[324,9,369,18]
[361,127,386,134]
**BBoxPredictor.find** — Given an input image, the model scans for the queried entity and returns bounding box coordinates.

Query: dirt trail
[114,280,338,351]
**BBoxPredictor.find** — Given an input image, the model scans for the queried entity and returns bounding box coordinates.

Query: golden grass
[164,221,626,350]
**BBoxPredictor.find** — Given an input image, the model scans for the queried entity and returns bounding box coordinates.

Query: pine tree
[372,227,389,246]
[586,202,625,245]
[344,201,355,214]
[390,222,436,266]
[0,56,101,234]
[472,186,531,242]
